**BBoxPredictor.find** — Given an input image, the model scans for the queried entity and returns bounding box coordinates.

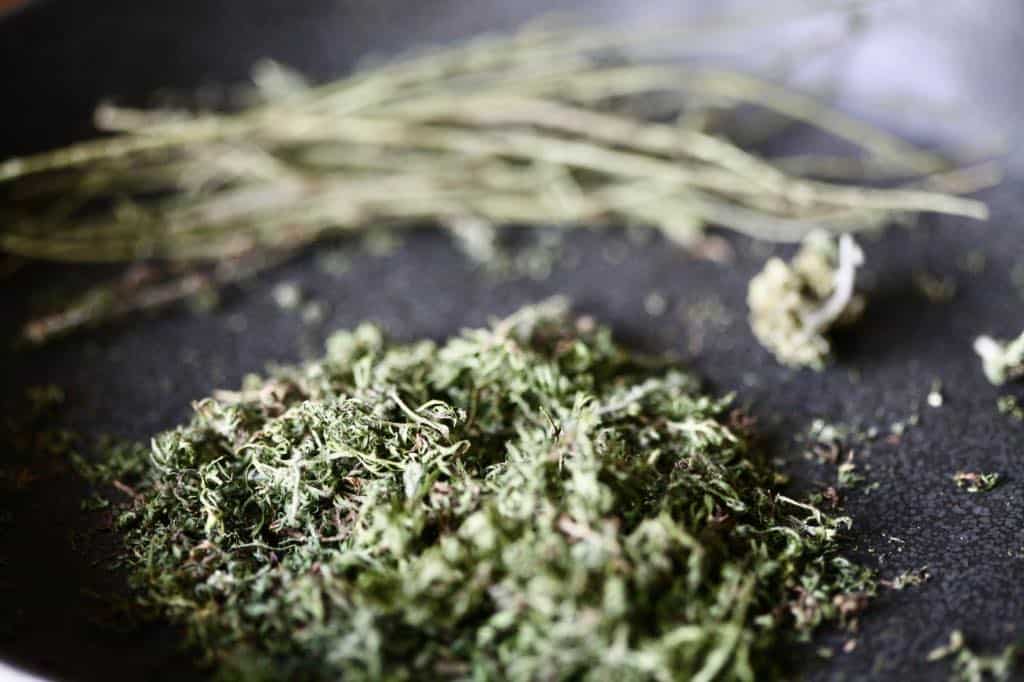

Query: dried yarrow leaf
[80,299,873,680]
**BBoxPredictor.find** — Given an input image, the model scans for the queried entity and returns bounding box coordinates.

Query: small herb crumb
[808,418,850,445]
[913,271,957,303]
[974,331,1024,386]
[837,452,864,490]
[315,248,352,277]
[958,250,987,274]
[927,630,1019,682]
[187,288,221,314]
[362,230,401,257]
[271,281,303,310]
[996,395,1024,422]
[643,291,667,317]
[881,566,930,590]
[301,300,326,326]
[953,471,1001,493]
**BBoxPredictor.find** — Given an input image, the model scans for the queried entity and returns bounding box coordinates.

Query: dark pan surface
[2,2,1024,679]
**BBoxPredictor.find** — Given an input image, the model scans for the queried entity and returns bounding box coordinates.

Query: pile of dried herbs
[82,300,873,680]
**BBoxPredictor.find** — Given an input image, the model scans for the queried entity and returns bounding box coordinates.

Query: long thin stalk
[1,12,997,344]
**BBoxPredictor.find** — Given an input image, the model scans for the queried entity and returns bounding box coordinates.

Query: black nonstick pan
[2,1,1023,679]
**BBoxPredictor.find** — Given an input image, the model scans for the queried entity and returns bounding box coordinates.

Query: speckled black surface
[2,2,1024,680]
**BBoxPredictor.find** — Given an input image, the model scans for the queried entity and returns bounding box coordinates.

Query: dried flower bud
[974,331,1024,385]
[748,231,865,369]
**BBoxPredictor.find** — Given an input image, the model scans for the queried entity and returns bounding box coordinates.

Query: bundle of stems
[0,12,996,343]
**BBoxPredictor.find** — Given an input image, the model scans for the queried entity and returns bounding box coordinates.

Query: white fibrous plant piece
[974,331,1024,385]
[747,230,865,369]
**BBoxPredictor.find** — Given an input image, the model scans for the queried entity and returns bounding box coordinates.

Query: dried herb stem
[2,12,995,342]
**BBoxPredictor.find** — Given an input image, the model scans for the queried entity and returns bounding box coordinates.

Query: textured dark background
[2,1,1024,680]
